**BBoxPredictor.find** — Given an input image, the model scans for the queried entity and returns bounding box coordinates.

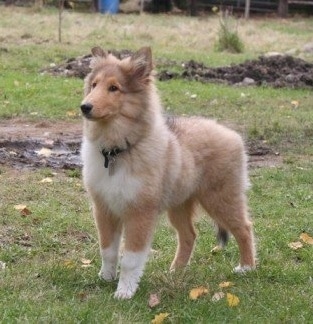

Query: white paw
[233,264,255,274]
[114,273,139,299]
[114,287,136,300]
[98,269,117,282]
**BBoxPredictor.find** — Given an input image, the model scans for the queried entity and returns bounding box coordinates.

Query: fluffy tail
[217,226,229,248]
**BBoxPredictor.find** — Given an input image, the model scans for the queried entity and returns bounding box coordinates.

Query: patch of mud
[0,119,280,170]
[0,119,82,170]
[42,51,313,89]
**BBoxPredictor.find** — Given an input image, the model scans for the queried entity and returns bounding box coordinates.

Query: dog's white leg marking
[99,232,121,281]
[114,249,149,299]
[233,264,256,273]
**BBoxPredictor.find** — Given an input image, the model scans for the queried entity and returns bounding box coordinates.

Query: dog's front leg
[114,211,157,299]
[93,202,122,281]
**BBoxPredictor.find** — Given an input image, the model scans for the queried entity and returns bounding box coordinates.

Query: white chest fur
[81,139,142,216]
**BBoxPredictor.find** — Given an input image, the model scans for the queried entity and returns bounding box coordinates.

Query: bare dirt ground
[4,51,310,171]
[0,118,82,170]
[43,51,313,88]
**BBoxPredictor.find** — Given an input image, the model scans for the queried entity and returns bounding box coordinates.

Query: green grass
[0,166,312,322]
[0,7,313,323]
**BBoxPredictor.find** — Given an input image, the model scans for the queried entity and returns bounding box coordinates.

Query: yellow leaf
[40,177,53,183]
[189,286,209,300]
[151,312,170,324]
[210,245,222,254]
[63,260,75,268]
[219,281,234,288]
[212,291,225,302]
[288,241,303,250]
[66,110,78,117]
[291,100,299,109]
[227,293,240,307]
[300,232,313,245]
[14,204,27,211]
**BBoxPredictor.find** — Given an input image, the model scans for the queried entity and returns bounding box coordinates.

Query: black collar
[100,139,131,169]
[101,147,125,168]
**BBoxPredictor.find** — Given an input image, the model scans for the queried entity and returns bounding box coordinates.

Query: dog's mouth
[81,112,94,120]
[81,111,114,123]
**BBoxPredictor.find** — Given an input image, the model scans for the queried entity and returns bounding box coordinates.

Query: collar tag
[101,148,122,169]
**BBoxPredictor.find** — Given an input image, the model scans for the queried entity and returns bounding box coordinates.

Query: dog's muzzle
[80,103,93,116]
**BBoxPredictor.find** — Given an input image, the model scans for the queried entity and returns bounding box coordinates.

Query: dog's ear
[91,47,107,58]
[129,47,153,82]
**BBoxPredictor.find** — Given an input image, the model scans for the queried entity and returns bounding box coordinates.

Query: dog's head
[80,47,153,122]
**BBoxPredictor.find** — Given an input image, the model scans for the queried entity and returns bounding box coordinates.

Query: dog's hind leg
[93,202,122,282]
[168,199,197,271]
[200,193,256,272]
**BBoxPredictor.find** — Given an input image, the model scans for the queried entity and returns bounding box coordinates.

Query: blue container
[99,0,119,14]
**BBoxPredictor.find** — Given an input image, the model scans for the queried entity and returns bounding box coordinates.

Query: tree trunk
[188,0,197,16]
[244,0,251,19]
[278,0,288,17]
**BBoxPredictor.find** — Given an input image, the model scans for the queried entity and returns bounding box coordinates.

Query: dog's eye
[91,82,97,89]
[108,85,119,92]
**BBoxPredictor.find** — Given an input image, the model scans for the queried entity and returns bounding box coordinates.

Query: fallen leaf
[227,293,240,307]
[81,258,92,268]
[36,147,52,157]
[151,313,169,324]
[300,232,313,245]
[77,291,88,301]
[0,261,6,270]
[148,293,160,308]
[288,241,303,250]
[20,207,32,217]
[63,260,75,268]
[291,100,299,109]
[14,204,27,211]
[40,177,53,183]
[189,286,209,300]
[210,245,222,254]
[211,291,225,302]
[219,281,234,288]
[66,110,78,117]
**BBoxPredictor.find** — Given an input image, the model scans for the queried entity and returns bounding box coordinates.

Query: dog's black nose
[80,103,93,115]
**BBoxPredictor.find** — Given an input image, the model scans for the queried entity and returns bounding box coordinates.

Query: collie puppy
[80,47,255,299]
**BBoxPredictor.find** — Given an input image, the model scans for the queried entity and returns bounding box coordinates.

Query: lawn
[0,6,312,323]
